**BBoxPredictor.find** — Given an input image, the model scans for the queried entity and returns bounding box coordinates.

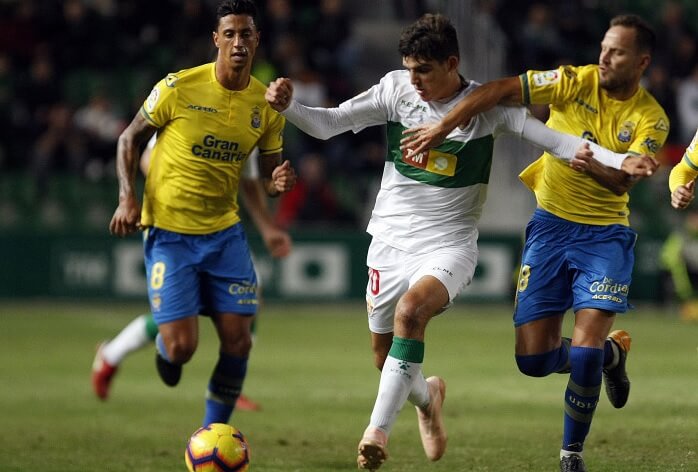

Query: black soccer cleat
[560,454,587,472]
[603,330,631,408]
[156,352,182,387]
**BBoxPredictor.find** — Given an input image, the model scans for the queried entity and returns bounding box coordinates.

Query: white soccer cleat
[416,376,447,461]
[357,426,388,470]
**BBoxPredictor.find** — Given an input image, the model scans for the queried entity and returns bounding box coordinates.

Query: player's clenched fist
[271,160,296,193]
[619,154,658,177]
[671,180,695,210]
[266,78,294,112]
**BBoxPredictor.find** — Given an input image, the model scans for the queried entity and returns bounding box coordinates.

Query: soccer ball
[185,423,250,472]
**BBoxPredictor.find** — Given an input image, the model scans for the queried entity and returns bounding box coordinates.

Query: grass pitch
[0,301,696,471]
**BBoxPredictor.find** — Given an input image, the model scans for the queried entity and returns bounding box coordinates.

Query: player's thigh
[158,316,200,359]
[201,224,260,317]
[210,312,254,356]
[514,217,574,327]
[144,227,202,325]
[366,239,410,334]
[569,224,636,314]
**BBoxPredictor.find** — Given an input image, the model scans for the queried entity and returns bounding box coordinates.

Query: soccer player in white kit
[266,13,656,471]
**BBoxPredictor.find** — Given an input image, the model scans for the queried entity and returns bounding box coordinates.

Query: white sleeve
[242,148,259,179]
[281,100,356,140]
[281,76,390,140]
[520,116,627,170]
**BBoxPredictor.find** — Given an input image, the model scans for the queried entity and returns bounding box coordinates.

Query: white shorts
[365,238,478,334]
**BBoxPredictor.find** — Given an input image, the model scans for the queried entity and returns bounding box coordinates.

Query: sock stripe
[564,403,595,423]
[566,378,602,397]
[388,336,424,363]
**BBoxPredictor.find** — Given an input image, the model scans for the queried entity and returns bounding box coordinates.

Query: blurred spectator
[644,62,679,144]
[660,207,698,320]
[518,3,566,69]
[676,64,698,146]
[30,103,87,194]
[275,151,356,229]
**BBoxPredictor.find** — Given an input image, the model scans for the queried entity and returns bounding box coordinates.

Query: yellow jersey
[139,62,284,234]
[669,128,698,192]
[519,64,669,225]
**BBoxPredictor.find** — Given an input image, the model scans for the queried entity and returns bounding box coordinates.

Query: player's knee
[394,297,424,335]
[219,332,252,357]
[515,352,557,378]
[167,341,195,364]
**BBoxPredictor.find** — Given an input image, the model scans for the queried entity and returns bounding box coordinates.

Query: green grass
[1,301,697,471]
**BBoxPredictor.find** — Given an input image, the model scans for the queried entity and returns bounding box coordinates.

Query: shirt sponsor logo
[642,136,660,154]
[399,99,427,113]
[186,104,218,113]
[192,134,247,162]
[145,87,160,113]
[402,148,456,176]
[532,70,560,87]
[574,98,598,114]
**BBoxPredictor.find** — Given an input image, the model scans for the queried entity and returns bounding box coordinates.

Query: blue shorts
[513,209,636,327]
[143,224,258,325]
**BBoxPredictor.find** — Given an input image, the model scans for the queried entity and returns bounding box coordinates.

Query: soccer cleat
[415,376,447,461]
[235,394,261,411]
[603,329,631,408]
[560,453,587,471]
[91,342,118,400]
[357,427,388,471]
[155,352,182,387]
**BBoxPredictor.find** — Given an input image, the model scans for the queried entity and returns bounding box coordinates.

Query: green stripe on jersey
[388,336,425,363]
[387,121,494,188]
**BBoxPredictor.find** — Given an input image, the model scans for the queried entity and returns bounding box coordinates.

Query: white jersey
[340,70,527,253]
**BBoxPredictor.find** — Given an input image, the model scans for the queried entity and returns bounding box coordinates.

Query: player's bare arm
[259,153,296,196]
[671,181,696,210]
[109,113,156,237]
[238,177,292,258]
[570,144,647,196]
[265,78,294,112]
[400,76,522,155]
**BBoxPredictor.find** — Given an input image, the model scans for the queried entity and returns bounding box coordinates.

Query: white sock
[102,315,152,366]
[369,355,423,434]
[407,374,430,408]
[560,449,583,459]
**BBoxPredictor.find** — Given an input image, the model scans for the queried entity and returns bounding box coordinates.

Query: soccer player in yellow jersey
[401,14,668,472]
[669,129,698,209]
[109,0,296,427]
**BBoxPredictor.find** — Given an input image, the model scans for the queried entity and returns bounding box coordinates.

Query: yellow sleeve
[670,130,698,191]
[669,157,698,192]
[520,65,583,106]
[139,73,179,128]
[257,111,285,155]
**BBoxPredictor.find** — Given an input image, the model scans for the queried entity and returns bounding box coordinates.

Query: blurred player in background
[266,13,655,471]
[93,137,292,411]
[669,128,698,210]
[108,0,295,427]
[401,14,668,472]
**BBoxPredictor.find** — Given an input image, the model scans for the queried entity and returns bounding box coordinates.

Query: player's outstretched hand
[400,123,449,157]
[271,160,297,194]
[266,78,294,112]
[671,180,696,210]
[620,154,658,177]
[569,142,597,173]
[109,195,141,237]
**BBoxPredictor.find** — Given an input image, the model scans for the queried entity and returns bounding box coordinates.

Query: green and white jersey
[339,70,528,253]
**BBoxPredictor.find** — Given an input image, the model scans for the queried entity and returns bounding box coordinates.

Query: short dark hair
[216,0,259,29]
[610,14,656,55]
[398,13,460,63]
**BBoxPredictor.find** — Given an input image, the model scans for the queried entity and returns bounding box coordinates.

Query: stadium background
[1,0,698,303]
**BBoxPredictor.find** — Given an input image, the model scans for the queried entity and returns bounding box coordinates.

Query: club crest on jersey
[250,106,261,128]
[532,70,560,87]
[402,148,456,176]
[617,121,635,143]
